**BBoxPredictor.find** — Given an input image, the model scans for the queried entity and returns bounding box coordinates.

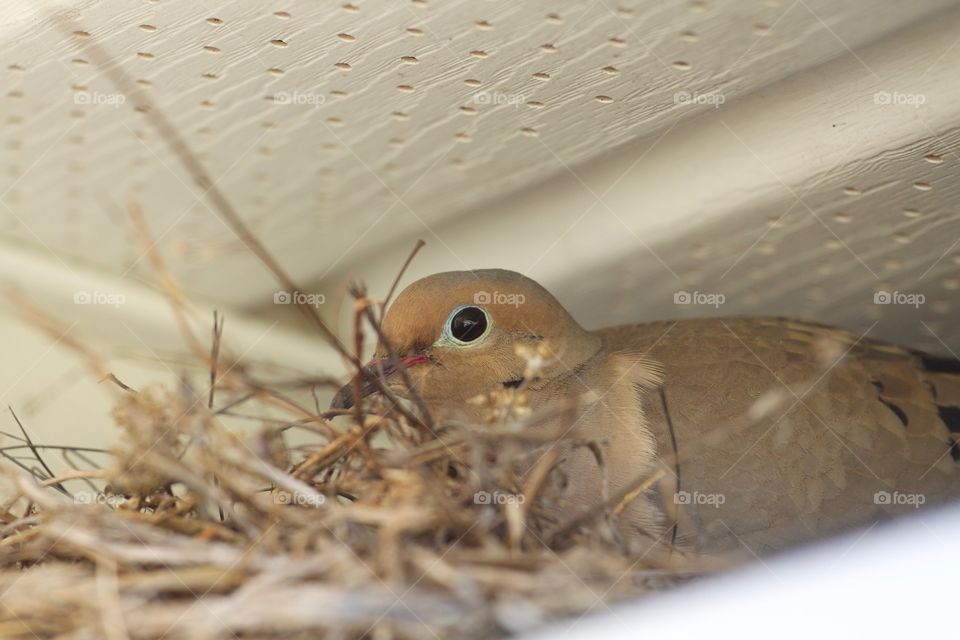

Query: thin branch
[209,311,224,411]
[379,239,426,324]
[8,408,68,496]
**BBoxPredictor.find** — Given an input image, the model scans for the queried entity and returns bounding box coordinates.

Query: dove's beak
[330,354,430,410]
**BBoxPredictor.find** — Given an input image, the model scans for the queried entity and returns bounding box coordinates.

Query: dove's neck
[534,345,668,542]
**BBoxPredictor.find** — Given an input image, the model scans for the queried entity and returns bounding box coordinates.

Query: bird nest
[0,335,702,639]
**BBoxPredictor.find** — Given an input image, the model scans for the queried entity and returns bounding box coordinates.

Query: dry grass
[0,339,703,639]
[0,214,708,639]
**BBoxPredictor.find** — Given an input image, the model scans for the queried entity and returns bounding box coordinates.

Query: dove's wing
[596,317,960,553]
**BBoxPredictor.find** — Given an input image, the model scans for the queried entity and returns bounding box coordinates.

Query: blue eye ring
[439,304,492,347]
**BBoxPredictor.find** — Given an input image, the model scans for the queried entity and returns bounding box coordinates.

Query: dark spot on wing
[880,399,908,427]
[936,405,960,461]
[872,380,908,427]
[920,354,960,374]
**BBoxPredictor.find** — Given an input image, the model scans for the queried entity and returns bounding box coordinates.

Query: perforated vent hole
[893,232,911,245]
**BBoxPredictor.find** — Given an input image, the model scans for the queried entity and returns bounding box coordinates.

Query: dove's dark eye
[443,305,491,346]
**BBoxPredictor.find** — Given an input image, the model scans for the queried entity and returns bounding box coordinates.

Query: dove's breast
[595,317,960,553]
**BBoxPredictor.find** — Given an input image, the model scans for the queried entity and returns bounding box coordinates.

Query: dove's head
[331,269,601,415]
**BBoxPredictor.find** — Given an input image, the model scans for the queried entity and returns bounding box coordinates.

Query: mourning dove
[332,270,960,554]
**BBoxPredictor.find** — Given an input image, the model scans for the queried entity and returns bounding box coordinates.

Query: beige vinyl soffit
[0,0,954,309]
